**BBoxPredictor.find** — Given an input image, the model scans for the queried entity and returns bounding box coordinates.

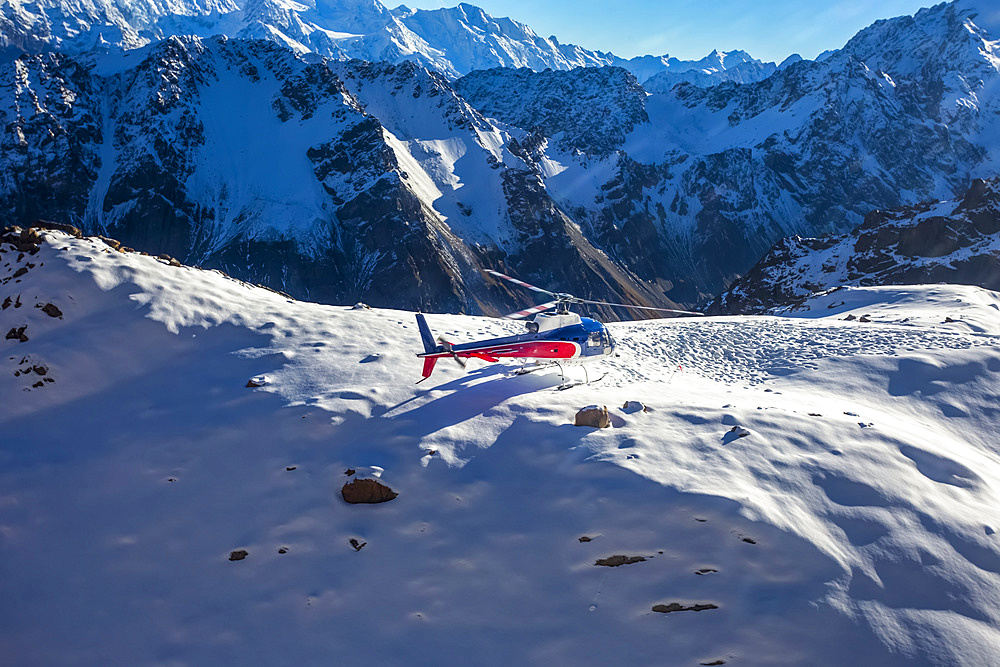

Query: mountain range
[1,0,999,314]
[0,0,784,85]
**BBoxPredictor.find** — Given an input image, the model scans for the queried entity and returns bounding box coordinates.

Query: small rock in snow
[229,550,249,561]
[351,302,371,310]
[575,406,610,428]
[652,602,718,613]
[246,375,267,388]
[621,400,649,413]
[595,554,646,567]
[349,538,367,551]
[5,326,28,342]
[578,536,593,543]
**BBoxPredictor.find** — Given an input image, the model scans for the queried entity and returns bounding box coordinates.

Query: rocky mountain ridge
[0,35,673,316]
[453,0,998,302]
[707,177,1000,314]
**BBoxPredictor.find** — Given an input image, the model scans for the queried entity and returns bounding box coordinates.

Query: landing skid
[556,371,608,390]
[512,360,608,389]
[512,360,557,376]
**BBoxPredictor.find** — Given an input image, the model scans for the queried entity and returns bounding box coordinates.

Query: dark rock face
[708,178,1000,314]
[455,66,649,156]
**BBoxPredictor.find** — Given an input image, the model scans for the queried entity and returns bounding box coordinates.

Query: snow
[183,57,344,251]
[3,231,1000,664]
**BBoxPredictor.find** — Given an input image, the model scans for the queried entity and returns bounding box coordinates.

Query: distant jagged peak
[778,53,803,68]
[639,47,777,92]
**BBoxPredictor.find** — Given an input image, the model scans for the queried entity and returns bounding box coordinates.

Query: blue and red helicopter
[415,270,703,383]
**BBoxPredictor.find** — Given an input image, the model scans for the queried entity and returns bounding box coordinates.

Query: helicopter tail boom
[416,313,439,355]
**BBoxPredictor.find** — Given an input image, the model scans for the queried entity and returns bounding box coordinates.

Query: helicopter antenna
[484,269,704,317]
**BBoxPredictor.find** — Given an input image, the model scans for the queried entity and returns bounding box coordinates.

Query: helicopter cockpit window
[588,332,602,347]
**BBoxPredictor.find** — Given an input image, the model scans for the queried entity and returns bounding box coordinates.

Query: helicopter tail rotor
[437,336,467,369]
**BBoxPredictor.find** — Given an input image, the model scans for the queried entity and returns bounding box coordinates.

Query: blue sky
[399,0,936,62]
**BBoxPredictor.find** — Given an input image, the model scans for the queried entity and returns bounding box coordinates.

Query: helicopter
[415,270,703,384]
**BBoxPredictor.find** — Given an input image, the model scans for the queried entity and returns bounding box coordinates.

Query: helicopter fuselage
[415,312,614,380]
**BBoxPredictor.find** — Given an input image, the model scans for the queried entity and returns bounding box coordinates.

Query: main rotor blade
[576,298,705,316]
[485,270,558,297]
[503,300,559,320]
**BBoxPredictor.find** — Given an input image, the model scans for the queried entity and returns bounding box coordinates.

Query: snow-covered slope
[709,178,1000,315]
[4,228,1000,663]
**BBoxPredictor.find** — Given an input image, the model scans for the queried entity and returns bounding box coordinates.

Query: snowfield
[3,231,1000,665]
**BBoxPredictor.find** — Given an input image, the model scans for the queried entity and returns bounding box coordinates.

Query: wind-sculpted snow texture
[4,231,1000,664]
[709,178,1000,314]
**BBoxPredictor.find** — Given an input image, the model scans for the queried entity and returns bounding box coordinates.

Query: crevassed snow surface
[2,232,1000,664]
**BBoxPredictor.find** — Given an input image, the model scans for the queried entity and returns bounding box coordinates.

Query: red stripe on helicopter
[424,340,580,361]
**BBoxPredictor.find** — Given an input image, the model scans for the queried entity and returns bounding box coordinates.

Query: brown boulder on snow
[575,406,610,428]
[341,478,398,504]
